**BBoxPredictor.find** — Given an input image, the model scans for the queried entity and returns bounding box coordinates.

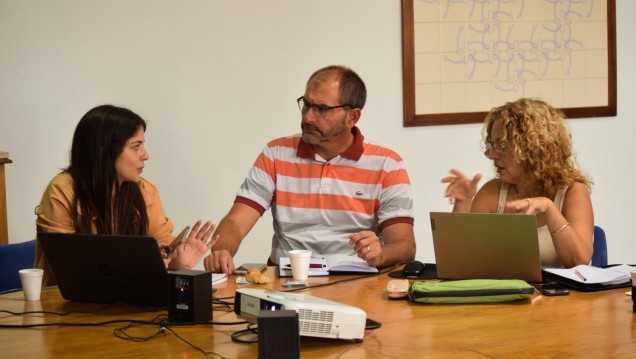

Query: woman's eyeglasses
[485,140,507,155]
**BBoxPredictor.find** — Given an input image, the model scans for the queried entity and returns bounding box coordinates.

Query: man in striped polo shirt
[204,65,415,275]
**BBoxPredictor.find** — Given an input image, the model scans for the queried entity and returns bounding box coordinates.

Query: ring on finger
[526,198,531,204]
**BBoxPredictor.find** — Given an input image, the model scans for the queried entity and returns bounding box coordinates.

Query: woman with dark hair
[442,98,594,268]
[35,104,216,286]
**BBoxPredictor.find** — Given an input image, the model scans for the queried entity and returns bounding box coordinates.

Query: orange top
[34,172,174,286]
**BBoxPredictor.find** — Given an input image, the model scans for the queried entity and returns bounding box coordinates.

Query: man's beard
[301,118,347,144]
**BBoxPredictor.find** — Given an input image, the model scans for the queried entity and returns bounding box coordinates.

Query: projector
[234,288,366,342]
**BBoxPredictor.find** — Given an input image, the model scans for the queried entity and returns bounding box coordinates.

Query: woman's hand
[441,169,482,209]
[168,220,218,270]
[158,242,172,267]
[505,196,552,215]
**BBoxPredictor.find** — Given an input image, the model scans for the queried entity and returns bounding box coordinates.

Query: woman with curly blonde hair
[442,98,594,268]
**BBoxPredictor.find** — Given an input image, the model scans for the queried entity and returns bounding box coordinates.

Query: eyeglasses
[485,140,508,154]
[297,96,351,118]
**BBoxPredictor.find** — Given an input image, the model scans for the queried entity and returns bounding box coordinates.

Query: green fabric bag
[408,279,534,304]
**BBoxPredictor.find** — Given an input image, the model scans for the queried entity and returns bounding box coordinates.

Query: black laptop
[38,232,169,307]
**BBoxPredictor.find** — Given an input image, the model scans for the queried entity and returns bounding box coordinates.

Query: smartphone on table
[536,283,570,296]
[167,226,190,255]
[235,263,267,275]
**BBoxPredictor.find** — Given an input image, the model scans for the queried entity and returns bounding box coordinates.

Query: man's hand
[349,230,383,267]
[203,249,235,275]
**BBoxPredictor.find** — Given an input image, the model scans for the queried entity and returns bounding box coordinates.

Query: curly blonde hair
[482,98,593,198]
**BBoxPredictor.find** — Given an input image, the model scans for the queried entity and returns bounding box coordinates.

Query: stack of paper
[212,272,228,285]
[543,264,634,285]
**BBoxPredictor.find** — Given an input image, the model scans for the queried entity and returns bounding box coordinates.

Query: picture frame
[401,0,617,127]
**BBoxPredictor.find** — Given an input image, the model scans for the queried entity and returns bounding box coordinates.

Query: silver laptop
[38,232,169,306]
[430,212,542,282]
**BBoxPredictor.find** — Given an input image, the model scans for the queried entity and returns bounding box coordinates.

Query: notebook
[279,257,330,277]
[278,254,378,277]
[38,232,170,307]
[543,264,634,286]
[430,212,543,283]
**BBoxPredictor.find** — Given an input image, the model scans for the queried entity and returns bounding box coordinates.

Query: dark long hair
[67,104,149,235]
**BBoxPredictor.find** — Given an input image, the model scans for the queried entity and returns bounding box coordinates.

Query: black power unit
[168,270,212,323]
[258,310,300,359]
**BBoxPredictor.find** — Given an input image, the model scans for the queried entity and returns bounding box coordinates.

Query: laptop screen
[430,212,542,283]
[38,232,169,306]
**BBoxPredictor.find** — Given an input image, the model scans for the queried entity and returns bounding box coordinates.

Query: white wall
[1,0,634,267]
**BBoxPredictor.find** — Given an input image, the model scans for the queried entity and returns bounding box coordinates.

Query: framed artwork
[402,0,616,126]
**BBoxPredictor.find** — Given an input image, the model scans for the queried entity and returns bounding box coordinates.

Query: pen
[285,264,326,268]
[574,269,587,281]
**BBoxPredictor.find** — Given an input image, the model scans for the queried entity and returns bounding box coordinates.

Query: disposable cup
[19,268,44,301]
[288,250,312,281]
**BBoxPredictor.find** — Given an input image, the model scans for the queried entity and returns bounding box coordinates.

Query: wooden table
[0,267,635,358]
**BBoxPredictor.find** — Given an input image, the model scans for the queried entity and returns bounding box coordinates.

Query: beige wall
[1,0,634,266]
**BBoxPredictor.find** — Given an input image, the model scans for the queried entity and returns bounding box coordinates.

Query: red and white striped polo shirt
[234,127,414,264]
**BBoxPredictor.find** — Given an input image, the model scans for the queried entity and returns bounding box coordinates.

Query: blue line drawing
[415,0,597,98]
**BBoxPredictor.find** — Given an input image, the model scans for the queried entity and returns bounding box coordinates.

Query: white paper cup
[288,250,312,281]
[19,268,44,301]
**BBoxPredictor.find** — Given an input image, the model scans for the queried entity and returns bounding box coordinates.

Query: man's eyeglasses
[297,96,351,118]
[485,140,508,154]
